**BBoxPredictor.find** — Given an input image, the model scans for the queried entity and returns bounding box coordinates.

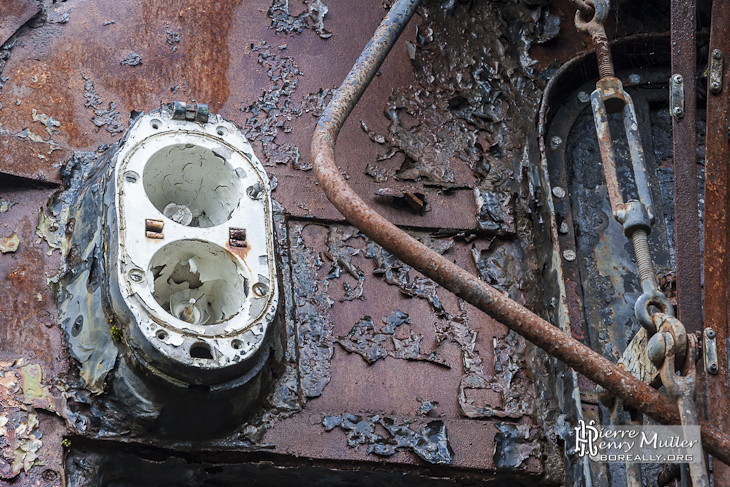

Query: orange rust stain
[225,242,251,260]
[0,0,243,153]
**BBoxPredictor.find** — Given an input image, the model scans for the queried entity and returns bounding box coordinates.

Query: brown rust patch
[0,0,40,47]
[0,0,242,157]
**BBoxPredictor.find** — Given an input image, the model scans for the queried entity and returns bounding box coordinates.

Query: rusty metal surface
[670,0,702,335]
[0,0,486,231]
[0,0,567,484]
[0,184,67,486]
[311,0,730,466]
[0,0,723,484]
[0,0,40,47]
[703,0,730,484]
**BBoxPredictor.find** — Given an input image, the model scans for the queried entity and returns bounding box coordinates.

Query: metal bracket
[164,101,210,123]
[704,328,719,375]
[670,74,685,118]
[710,49,724,95]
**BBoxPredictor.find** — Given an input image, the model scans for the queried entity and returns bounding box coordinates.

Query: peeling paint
[0,198,17,213]
[474,189,514,234]
[336,312,448,366]
[436,305,535,420]
[268,0,332,39]
[240,41,305,168]
[301,87,334,117]
[416,397,439,416]
[290,223,334,398]
[493,422,540,471]
[323,225,365,301]
[82,74,124,135]
[322,413,454,465]
[364,234,454,315]
[35,210,64,256]
[0,360,65,479]
[31,108,60,136]
[0,232,19,253]
[119,51,143,66]
[471,238,529,304]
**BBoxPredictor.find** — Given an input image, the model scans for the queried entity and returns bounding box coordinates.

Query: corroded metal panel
[0,0,561,484]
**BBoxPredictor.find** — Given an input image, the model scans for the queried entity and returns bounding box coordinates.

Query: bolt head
[709,363,719,374]
[672,74,682,83]
[711,81,721,92]
[713,49,722,60]
[706,328,716,339]
[562,249,576,262]
[673,106,683,117]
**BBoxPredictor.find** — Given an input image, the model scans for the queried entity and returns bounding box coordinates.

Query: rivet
[562,249,576,262]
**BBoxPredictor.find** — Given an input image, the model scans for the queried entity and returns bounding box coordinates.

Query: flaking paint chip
[0,232,19,253]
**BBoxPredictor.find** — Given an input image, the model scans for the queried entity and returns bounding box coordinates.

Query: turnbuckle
[582,0,675,333]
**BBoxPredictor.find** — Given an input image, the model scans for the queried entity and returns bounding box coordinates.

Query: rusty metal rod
[310,0,730,465]
[670,0,702,335]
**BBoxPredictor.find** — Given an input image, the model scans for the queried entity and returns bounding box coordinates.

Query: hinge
[710,49,724,95]
[670,74,684,118]
[704,328,719,375]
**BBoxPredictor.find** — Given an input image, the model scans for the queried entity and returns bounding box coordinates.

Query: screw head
[711,81,721,92]
[672,106,683,117]
[706,328,716,339]
[252,282,268,297]
[672,74,682,84]
[709,363,719,374]
[713,49,722,60]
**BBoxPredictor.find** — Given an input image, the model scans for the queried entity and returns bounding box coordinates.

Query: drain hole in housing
[190,342,213,359]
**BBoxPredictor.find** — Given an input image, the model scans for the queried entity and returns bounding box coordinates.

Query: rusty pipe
[311,0,730,465]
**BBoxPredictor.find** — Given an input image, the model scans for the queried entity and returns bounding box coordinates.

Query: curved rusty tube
[311,0,730,465]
